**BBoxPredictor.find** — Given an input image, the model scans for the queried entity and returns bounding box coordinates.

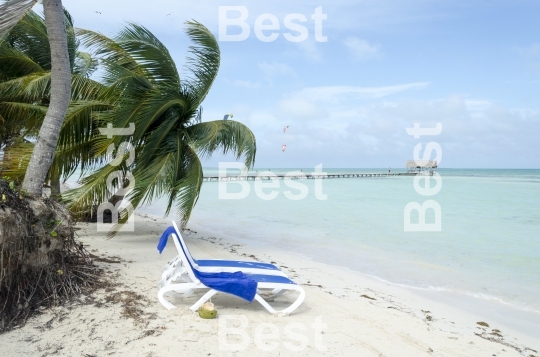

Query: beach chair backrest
[171,233,199,282]
[172,221,198,267]
[157,226,199,283]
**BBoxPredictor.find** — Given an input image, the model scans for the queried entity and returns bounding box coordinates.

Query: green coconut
[198,302,217,319]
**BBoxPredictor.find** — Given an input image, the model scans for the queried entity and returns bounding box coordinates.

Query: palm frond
[183,20,220,106]
[75,27,140,74]
[4,9,51,70]
[113,23,180,87]
[0,72,105,106]
[63,157,130,215]
[170,143,203,228]
[0,72,49,103]
[186,119,256,168]
[65,9,79,72]
[0,101,47,128]
[98,58,153,99]
[0,141,33,179]
[70,74,107,101]
[54,100,113,178]
[128,91,187,143]
[134,108,180,167]
[0,45,43,78]
[126,152,174,210]
[73,51,98,78]
[0,0,38,41]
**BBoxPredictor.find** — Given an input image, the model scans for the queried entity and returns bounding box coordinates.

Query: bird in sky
[95,11,101,14]
[166,12,173,16]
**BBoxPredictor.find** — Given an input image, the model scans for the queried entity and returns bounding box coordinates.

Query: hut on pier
[405,160,437,173]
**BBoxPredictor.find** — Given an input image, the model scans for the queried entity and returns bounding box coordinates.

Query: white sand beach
[0,213,538,357]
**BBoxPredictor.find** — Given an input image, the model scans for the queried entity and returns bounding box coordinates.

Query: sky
[38,0,540,169]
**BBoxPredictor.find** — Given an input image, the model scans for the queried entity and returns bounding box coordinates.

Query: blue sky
[53,0,540,169]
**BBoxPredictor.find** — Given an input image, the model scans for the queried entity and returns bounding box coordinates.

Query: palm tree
[0,8,107,195]
[66,22,256,229]
[1,0,74,196]
[18,0,71,196]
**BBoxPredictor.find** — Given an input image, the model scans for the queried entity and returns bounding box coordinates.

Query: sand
[0,213,538,357]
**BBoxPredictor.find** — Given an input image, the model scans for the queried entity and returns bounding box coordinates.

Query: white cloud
[343,37,381,60]
[278,98,329,121]
[232,79,260,89]
[297,39,323,61]
[465,100,492,111]
[258,61,296,77]
[294,82,430,103]
[202,95,540,168]
[465,100,493,118]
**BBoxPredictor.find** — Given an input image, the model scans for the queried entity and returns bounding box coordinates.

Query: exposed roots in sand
[0,180,101,332]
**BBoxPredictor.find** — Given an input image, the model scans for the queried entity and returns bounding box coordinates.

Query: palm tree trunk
[49,172,61,199]
[21,0,70,196]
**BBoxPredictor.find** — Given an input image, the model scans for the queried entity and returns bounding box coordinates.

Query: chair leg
[254,286,306,316]
[255,294,278,314]
[189,289,218,311]
[158,283,197,310]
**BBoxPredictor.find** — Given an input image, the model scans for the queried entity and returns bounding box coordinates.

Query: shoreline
[181,206,540,344]
[183,215,540,350]
[0,213,538,356]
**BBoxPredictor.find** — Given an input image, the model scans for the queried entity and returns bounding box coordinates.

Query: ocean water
[152,168,540,318]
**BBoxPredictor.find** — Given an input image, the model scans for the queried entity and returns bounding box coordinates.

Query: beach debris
[477,321,489,328]
[282,144,287,152]
[283,125,289,133]
[223,113,233,120]
[303,283,323,288]
[360,294,376,300]
[197,302,217,319]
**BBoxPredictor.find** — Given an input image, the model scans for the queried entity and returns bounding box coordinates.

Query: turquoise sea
[182,169,540,309]
[138,168,539,332]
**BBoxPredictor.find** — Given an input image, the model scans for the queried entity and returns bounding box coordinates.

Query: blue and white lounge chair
[160,222,286,279]
[157,228,305,316]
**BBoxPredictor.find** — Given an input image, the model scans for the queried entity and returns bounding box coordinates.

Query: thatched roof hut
[405,160,437,171]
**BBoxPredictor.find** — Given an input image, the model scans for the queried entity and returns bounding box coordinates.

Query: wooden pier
[203,172,417,182]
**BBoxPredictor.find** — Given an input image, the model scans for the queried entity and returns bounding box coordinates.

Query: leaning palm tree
[0,9,107,195]
[65,21,256,229]
[20,0,71,196]
[0,0,71,196]
[1,1,99,331]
